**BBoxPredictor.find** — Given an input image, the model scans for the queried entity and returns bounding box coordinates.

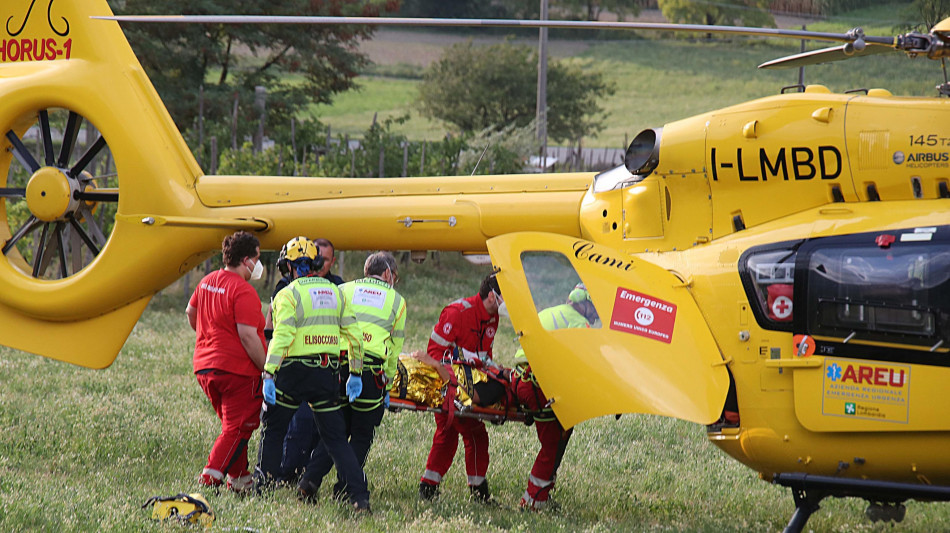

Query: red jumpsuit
[189,269,265,492]
[420,294,498,489]
[515,370,572,509]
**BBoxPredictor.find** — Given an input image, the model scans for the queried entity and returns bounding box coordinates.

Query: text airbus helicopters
[3,1,950,531]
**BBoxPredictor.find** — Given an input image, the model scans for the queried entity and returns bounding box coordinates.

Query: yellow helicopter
[3,1,950,530]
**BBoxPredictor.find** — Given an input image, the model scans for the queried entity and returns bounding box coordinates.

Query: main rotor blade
[759,42,897,69]
[94,15,895,46]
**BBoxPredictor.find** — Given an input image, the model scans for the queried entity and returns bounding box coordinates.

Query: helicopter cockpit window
[740,246,800,331]
[805,242,950,348]
[592,165,646,194]
[520,251,602,329]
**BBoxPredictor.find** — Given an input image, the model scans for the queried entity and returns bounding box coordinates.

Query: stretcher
[388,353,529,424]
[388,397,527,424]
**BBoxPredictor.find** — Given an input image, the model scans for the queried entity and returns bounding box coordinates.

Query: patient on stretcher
[390,351,517,414]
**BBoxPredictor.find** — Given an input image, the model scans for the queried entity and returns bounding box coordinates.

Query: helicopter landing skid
[773,472,950,533]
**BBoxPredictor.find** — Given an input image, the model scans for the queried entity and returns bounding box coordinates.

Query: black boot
[419,481,440,501]
[352,499,372,513]
[297,477,321,503]
[469,480,494,504]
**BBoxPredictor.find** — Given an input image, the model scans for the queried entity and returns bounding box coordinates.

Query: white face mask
[493,290,506,316]
[497,301,509,317]
[247,258,264,281]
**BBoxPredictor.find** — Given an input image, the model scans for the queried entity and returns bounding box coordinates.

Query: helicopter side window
[521,251,601,329]
[805,242,950,349]
[739,247,799,331]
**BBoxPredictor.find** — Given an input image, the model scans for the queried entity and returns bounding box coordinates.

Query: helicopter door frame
[487,232,730,429]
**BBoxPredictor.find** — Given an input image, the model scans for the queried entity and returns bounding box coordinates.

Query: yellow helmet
[142,493,214,528]
[284,236,323,274]
[569,283,591,304]
[284,236,317,262]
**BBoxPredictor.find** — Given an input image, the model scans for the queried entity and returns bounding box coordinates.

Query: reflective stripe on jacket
[265,274,364,375]
[341,277,407,385]
[427,294,498,365]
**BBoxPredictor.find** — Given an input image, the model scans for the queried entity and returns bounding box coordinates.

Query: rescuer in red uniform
[185,231,267,493]
[418,273,504,503]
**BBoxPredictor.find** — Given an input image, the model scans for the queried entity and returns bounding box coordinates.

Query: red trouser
[516,378,572,506]
[196,370,262,484]
[421,411,489,486]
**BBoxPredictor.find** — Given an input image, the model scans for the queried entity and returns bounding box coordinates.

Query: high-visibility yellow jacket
[538,303,590,331]
[515,302,591,364]
[265,274,364,376]
[341,277,406,387]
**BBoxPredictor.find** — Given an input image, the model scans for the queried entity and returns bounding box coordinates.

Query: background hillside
[315,4,940,146]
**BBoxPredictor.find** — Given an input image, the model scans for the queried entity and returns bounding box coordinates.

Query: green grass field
[314,2,939,146]
[3,252,950,531]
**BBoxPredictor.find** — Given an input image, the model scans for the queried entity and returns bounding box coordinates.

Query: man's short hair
[364,251,397,277]
[313,238,335,254]
[478,273,500,299]
[221,231,259,267]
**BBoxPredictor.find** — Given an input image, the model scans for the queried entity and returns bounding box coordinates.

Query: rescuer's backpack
[142,492,214,527]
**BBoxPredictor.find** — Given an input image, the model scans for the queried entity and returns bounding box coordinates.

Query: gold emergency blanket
[455,364,489,407]
[391,354,445,407]
[391,353,512,411]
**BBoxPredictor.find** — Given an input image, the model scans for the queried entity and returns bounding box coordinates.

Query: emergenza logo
[609,287,677,343]
[825,361,906,388]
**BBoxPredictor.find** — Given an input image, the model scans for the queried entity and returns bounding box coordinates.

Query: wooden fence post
[198,85,204,167]
[402,142,408,177]
[231,93,239,150]
[378,144,385,178]
[291,118,298,175]
[253,86,266,154]
[420,141,426,175]
[210,137,218,174]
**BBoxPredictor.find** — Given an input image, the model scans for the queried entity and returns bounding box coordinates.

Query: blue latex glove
[346,374,363,402]
[263,376,276,405]
[383,391,390,409]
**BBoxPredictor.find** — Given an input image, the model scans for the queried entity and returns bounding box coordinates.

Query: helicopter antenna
[470,140,492,176]
[797,25,806,91]
[939,58,950,97]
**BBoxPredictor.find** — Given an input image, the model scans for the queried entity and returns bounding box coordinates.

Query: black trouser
[255,360,369,504]
[301,370,384,496]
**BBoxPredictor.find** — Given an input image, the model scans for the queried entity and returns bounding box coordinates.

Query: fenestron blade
[94,15,875,45]
[759,42,896,69]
